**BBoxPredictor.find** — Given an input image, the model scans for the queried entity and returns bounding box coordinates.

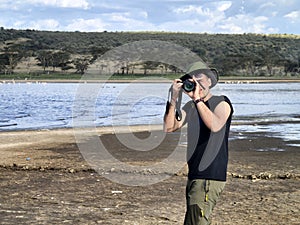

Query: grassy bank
[1,73,300,82]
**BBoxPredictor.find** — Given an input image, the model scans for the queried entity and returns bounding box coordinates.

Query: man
[164,61,233,225]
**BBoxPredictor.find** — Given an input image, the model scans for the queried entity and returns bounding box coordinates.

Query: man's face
[194,73,211,90]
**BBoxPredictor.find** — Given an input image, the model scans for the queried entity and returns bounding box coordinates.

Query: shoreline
[0,125,299,182]
[1,78,300,84]
[1,117,300,137]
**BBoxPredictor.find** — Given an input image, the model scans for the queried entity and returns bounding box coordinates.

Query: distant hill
[0,28,299,78]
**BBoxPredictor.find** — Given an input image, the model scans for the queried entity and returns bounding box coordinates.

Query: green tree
[23,50,35,74]
[0,53,7,73]
[89,46,111,63]
[2,43,24,74]
[258,46,282,76]
[50,51,71,72]
[36,50,52,73]
[73,57,90,75]
[141,61,159,75]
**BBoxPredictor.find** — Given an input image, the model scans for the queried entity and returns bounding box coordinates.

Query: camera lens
[182,80,195,92]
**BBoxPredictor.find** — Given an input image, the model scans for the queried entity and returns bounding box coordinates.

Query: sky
[0,0,299,34]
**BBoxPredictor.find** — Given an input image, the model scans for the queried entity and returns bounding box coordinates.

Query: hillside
[0,28,299,78]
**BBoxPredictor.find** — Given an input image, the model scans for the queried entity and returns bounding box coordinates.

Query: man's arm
[195,100,231,132]
[163,79,186,132]
[163,101,186,132]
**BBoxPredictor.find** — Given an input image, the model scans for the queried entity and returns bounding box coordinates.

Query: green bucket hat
[186,61,219,88]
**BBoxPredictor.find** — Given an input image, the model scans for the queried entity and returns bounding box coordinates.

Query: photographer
[164,61,233,225]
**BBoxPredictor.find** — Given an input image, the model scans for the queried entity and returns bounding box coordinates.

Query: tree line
[0,28,299,77]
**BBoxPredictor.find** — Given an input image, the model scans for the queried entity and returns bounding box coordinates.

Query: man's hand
[171,79,183,104]
[185,76,204,100]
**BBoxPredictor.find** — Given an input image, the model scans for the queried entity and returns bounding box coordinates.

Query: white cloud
[0,0,90,10]
[25,0,90,9]
[65,18,106,32]
[258,2,276,10]
[170,1,232,33]
[218,15,270,33]
[215,1,232,12]
[0,0,19,10]
[64,14,154,32]
[0,0,299,34]
[109,13,131,22]
[22,19,60,30]
[174,1,231,15]
[268,0,297,7]
[158,19,213,33]
[284,11,300,20]
[174,5,211,17]
[106,17,156,32]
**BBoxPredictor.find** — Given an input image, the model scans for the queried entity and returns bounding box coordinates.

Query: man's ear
[208,77,212,88]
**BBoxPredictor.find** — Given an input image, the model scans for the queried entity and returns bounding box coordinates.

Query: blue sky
[0,0,299,34]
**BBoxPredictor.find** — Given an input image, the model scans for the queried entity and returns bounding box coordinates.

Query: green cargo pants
[183,179,226,225]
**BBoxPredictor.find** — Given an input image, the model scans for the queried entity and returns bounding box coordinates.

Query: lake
[1,81,300,143]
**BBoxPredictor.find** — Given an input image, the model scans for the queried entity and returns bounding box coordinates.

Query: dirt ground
[0,126,299,225]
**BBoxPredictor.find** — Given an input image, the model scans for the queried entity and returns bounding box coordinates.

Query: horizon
[2,27,299,37]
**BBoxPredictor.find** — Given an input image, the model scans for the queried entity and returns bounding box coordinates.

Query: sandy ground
[0,126,299,225]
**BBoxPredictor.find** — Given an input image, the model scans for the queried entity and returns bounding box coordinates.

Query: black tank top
[183,95,233,181]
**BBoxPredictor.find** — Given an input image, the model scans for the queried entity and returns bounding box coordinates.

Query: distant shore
[1,78,300,84]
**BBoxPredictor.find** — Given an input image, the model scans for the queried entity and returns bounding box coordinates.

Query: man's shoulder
[211,95,232,104]
[211,95,230,100]
[211,95,233,114]
[208,95,232,110]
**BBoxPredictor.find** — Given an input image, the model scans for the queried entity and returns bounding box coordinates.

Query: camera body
[180,74,195,92]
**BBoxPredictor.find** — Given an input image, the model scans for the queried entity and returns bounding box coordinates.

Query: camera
[179,74,195,92]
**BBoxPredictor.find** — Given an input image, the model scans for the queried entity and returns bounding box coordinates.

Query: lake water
[1,81,300,143]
